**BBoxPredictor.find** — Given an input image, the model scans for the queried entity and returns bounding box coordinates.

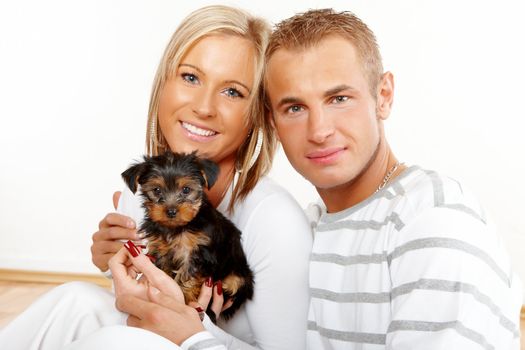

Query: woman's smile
[180,121,218,141]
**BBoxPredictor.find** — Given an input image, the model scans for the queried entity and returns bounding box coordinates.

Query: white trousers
[0,281,180,350]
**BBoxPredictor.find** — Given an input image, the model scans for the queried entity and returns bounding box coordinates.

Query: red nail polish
[206,277,213,287]
[146,254,156,263]
[195,306,205,321]
[124,240,140,257]
[216,280,223,296]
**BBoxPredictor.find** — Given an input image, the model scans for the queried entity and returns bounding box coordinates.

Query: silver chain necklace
[376,162,404,192]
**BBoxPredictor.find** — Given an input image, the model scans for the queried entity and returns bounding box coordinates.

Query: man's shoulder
[394,166,486,222]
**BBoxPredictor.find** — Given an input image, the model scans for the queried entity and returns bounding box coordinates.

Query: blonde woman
[0,5,311,350]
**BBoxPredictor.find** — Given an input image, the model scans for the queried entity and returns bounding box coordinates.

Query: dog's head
[121,151,219,228]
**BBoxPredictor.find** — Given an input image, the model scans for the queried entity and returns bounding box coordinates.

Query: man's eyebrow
[324,84,356,97]
[179,64,251,94]
[275,85,358,109]
[276,96,304,109]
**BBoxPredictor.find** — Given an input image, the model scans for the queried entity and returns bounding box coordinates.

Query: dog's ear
[198,158,219,190]
[121,160,148,194]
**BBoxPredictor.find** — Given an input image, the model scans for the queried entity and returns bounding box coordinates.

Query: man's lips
[306,147,346,164]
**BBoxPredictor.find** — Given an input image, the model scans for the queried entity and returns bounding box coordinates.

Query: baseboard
[0,268,111,288]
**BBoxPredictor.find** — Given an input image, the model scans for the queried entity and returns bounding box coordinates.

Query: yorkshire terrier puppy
[121,151,254,322]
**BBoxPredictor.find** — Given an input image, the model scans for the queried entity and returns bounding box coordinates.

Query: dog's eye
[154,187,162,196]
[182,186,191,195]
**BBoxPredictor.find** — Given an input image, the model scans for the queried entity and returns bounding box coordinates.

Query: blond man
[265,8,522,350]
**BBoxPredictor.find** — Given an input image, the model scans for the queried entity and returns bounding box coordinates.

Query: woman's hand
[118,287,205,345]
[110,241,205,345]
[91,191,139,272]
[196,278,233,323]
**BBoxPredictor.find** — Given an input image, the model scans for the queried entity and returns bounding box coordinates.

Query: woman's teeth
[182,122,217,136]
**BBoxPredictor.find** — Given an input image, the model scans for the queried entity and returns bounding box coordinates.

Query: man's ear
[121,159,149,193]
[376,71,395,120]
[198,158,219,190]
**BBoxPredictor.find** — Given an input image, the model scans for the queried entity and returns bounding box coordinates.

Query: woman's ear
[376,71,395,121]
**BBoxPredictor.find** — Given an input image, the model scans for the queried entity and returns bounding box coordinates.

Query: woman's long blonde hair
[146,5,276,211]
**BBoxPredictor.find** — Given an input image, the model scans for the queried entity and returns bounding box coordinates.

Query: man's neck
[317,142,401,213]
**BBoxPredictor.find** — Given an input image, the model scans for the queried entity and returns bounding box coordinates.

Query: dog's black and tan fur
[122,151,254,322]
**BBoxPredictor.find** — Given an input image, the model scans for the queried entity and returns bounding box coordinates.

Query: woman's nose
[192,87,216,118]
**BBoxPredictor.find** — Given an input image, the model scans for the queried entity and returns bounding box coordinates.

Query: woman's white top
[118,175,313,349]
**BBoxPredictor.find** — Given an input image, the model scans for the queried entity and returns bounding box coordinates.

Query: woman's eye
[181,73,199,84]
[331,96,349,104]
[182,186,191,195]
[223,87,243,98]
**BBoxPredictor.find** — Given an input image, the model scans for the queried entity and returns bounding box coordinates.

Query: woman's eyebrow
[224,80,251,94]
[179,63,204,75]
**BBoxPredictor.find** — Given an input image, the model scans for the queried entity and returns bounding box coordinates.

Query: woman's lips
[180,121,218,142]
[306,147,345,165]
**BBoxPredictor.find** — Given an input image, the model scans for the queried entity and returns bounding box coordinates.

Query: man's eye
[182,186,191,195]
[287,105,303,114]
[332,96,349,104]
[181,73,199,84]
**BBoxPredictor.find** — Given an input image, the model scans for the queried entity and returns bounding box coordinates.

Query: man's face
[266,35,390,190]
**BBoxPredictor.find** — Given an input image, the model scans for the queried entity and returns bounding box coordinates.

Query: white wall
[0,0,523,299]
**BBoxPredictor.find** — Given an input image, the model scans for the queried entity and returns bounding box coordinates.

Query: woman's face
[158,34,255,167]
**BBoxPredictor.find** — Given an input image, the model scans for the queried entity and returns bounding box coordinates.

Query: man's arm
[387,206,522,349]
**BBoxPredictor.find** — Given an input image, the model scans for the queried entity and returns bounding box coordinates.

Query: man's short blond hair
[266,8,383,98]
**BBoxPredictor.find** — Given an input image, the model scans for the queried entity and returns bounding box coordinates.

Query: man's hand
[91,191,138,271]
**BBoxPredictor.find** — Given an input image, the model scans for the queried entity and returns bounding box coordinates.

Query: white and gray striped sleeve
[386,206,522,350]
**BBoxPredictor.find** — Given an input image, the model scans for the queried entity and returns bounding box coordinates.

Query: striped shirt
[306,166,522,349]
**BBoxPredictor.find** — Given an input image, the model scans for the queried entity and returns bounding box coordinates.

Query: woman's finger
[196,277,213,310]
[222,298,234,312]
[98,212,136,231]
[123,241,185,302]
[112,191,122,210]
[209,280,224,319]
[91,240,124,255]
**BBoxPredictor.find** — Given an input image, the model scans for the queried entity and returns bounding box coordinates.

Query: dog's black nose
[166,208,177,218]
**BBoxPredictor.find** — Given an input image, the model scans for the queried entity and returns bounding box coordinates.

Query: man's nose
[308,107,334,144]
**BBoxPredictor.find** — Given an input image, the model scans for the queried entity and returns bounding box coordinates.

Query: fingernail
[124,240,140,257]
[195,306,205,321]
[146,254,156,263]
[205,277,213,287]
[127,220,135,229]
[216,280,222,296]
